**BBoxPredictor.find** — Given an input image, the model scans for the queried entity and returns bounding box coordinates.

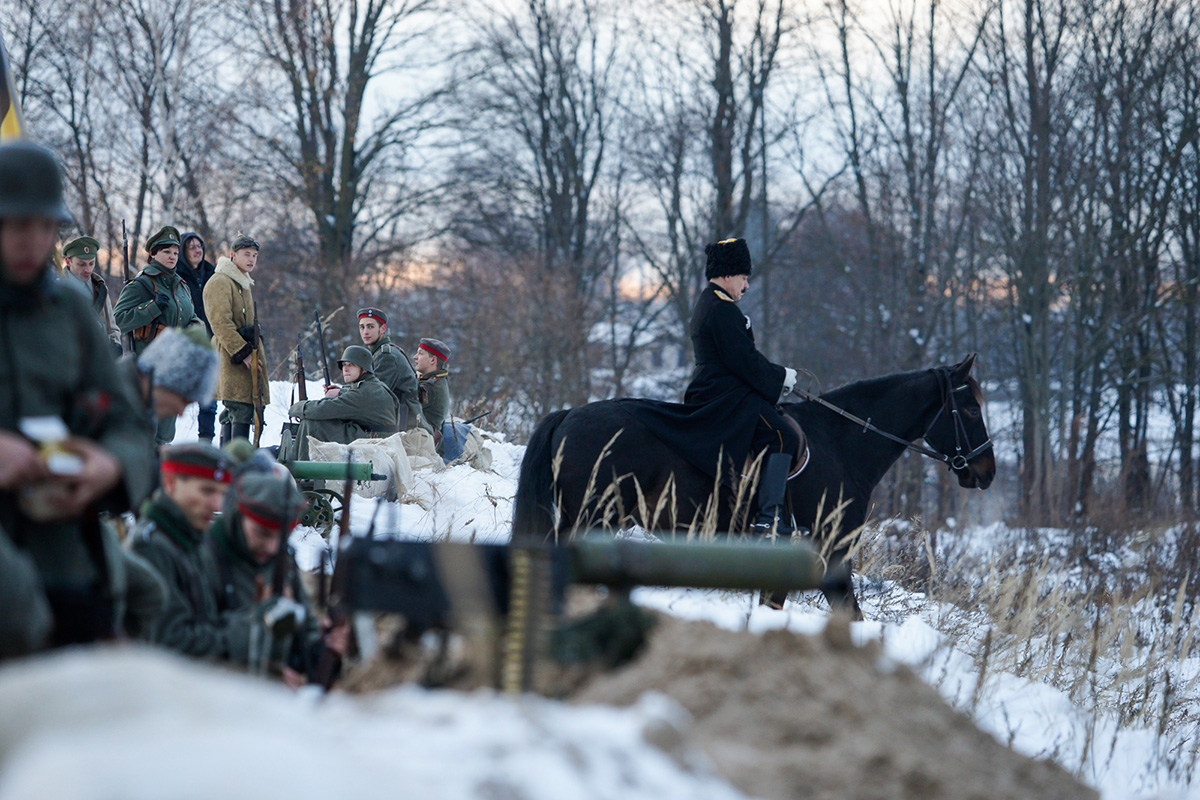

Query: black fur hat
[704,238,752,279]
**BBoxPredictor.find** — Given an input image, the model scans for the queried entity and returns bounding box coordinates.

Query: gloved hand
[779,367,798,403]
[258,596,305,641]
[236,325,257,346]
[153,292,171,311]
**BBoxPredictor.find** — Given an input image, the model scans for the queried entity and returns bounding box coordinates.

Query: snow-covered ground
[3,381,1192,799]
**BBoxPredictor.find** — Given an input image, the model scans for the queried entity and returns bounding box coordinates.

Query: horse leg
[821,548,863,621]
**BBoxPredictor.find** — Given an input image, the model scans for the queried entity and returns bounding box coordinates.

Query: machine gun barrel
[287,460,382,482]
[568,538,823,592]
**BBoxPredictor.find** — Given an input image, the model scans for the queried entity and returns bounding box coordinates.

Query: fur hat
[704,238,752,280]
[137,327,218,404]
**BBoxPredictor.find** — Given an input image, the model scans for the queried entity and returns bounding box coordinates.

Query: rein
[789,368,992,471]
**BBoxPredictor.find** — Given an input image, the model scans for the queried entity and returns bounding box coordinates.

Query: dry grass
[853,518,1200,784]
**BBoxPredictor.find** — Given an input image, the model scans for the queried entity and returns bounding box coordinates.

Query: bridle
[789,367,993,472]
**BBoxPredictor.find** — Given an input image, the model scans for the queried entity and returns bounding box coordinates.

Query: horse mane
[814,366,984,405]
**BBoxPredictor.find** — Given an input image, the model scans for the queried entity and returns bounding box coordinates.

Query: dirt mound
[576,615,1096,800]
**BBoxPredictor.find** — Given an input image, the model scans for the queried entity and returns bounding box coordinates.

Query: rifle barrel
[314,307,332,386]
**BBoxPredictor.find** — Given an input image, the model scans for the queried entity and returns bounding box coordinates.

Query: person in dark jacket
[622,239,799,533]
[179,232,218,442]
[205,455,346,685]
[0,140,158,647]
[113,225,203,446]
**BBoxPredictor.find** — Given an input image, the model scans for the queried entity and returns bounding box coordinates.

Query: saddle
[783,415,810,479]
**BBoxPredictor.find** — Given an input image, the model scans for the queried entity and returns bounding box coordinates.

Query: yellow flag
[0,33,26,140]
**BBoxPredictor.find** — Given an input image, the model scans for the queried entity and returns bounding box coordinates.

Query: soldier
[357,307,427,434]
[119,326,220,431]
[127,442,234,657]
[113,224,203,446]
[60,235,120,350]
[286,345,399,460]
[0,140,157,646]
[203,234,268,445]
[179,232,218,443]
[205,456,347,685]
[414,338,453,453]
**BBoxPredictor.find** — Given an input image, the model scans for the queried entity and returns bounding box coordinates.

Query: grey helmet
[337,345,374,374]
[0,141,71,222]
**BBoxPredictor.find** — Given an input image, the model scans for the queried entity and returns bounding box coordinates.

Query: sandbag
[307,433,415,498]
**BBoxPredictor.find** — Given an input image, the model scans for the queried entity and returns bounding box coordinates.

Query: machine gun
[284,458,387,534]
[331,536,824,695]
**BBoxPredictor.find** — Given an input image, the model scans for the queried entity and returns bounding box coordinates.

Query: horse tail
[513,408,572,542]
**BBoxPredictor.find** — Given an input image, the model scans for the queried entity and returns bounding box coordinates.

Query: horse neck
[822,369,945,489]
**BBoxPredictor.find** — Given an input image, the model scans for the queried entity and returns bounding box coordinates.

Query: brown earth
[574,614,1098,800]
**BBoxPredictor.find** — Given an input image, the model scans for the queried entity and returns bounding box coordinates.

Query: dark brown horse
[513,354,996,616]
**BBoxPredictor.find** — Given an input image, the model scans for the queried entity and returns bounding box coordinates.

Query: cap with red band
[160,442,232,484]
[418,338,451,362]
[357,307,388,326]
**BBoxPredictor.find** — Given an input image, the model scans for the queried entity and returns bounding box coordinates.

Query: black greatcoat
[618,284,786,483]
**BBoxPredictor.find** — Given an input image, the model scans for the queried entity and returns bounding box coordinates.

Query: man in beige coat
[202,234,268,445]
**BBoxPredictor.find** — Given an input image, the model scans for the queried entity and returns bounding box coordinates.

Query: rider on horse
[687,238,800,532]
[622,238,800,533]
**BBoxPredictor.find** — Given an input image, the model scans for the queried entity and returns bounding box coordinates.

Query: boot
[231,423,252,444]
[219,423,232,447]
[751,452,795,536]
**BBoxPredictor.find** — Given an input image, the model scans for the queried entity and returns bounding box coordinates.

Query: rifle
[462,410,490,427]
[313,307,332,389]
[120,220,135,355]
[251,300,264,446]
[294,332,308,402]
[313,453,361,690]
[334,536,825,695]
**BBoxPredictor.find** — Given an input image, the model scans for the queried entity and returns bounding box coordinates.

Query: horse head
[922,353,996,490]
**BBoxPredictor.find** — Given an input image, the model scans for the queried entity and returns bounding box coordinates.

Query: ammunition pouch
[133,321,166,343]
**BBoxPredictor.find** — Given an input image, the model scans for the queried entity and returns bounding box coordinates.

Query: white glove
[780,367,798,401]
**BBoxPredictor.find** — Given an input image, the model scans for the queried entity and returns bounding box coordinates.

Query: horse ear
[951,353,977,383]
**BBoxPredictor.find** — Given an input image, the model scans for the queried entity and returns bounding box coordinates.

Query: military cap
[137,327,219,404]
[160,442,232,484]
[62,236,100,260]
[0,141,71,222]
[419,338,451,363]
[145,225,182,254]
[230,233,260,252]
[228,460,306,532]
[337,345,374,374]
[704,238,752,280]
[357,307,387,326]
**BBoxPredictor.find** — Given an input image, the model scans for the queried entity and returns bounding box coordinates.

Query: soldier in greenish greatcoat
[127,442,235,658]
[0,522,52,658]
[113,225,203,446]
[285,345,399,461]
[357,307,428,434]
[0,140,158,647]
[414,338,453,454]
[117,326,220,434]
[203,234,268,445]
[205,456,347,685]
[60,235,120,351]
